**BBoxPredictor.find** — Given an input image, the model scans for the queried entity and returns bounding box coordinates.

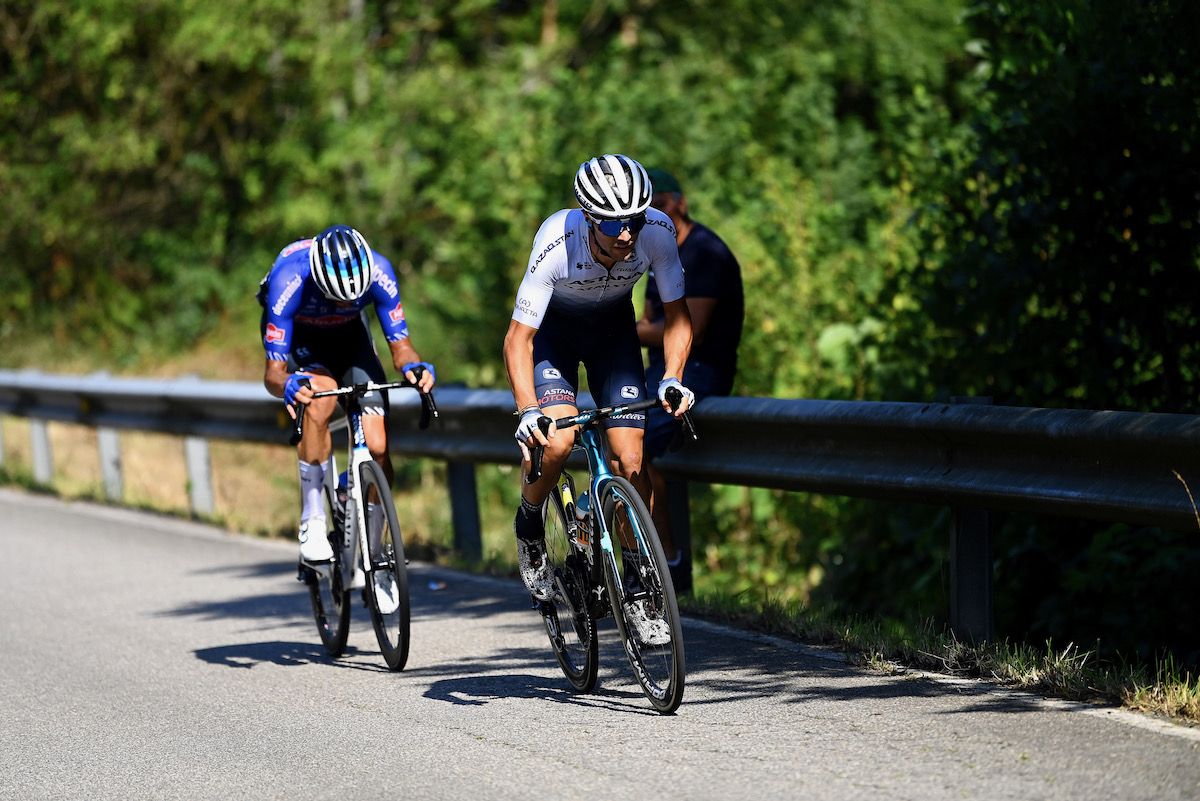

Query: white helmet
[573,154,652,219]
[309,225,374,302]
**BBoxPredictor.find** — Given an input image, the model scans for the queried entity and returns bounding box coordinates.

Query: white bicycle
[292,370,436,671]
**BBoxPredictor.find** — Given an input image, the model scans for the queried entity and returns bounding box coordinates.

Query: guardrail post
[949,396,995,644]
[184,436,214,516]
[666,478,692,589]
[31,419,53,484]
[97,427,123,501]
[447,461,482,561]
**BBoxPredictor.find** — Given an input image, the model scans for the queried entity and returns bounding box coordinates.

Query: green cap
[646,168,682,195]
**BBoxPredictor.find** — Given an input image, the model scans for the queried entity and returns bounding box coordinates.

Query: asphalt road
[1,488,1197,800]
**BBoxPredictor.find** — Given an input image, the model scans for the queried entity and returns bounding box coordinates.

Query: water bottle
[336,470,349,502]
[574,491,590,546]
[334,470,349,526]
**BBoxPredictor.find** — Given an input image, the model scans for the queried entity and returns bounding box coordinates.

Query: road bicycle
[526,390,695,713]
[291,371,436,671]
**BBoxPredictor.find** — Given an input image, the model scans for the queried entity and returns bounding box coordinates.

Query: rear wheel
[305,483,350,657]
[540,476,598,693]
[600,477,685,714]
[360,460,411,671]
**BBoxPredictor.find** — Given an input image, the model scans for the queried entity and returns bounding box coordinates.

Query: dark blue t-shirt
[644,221,744,384]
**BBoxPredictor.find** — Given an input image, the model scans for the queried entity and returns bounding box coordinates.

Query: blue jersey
[261,238,411,362]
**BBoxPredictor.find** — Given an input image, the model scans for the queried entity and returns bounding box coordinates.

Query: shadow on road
[171,560,1055,717]
[194,640,390,673]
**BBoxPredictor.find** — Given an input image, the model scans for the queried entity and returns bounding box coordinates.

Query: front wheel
[540,475,598,693]
[600,477,685,714]
[305,483,351,657]
[360,460,411,671]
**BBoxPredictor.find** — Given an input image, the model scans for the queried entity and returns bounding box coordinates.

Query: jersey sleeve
[261,248,308,361]
[368,254,411,341]
[644,213,686,305]
[511,212,570,329]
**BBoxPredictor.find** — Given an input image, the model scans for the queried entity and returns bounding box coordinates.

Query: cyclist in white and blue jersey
[259,225,435,563]
[503,154,696,637]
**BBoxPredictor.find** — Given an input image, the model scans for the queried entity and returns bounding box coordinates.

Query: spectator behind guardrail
[637,168,746,594]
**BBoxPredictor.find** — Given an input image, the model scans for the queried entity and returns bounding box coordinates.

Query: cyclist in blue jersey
[259,224,435,564]
[503,154,695,643]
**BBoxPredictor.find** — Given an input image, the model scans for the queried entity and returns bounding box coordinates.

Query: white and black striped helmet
[308,225,374,302]
[573,154,652,219]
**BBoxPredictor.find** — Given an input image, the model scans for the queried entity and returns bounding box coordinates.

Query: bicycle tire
[540,477,598,693]
[305,483,351,657]
[360,460,411,671]
[599,477,685,714]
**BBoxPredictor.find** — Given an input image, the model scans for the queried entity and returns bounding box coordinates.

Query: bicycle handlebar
[525,390,697,484]
[288,366,438,445]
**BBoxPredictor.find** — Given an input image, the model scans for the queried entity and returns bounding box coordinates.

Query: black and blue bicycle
[527,390,694,713]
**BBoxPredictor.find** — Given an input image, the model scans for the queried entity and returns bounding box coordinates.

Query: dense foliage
[887,0,1200,413]
[896,0,1200,667]
[3,0,1197,666]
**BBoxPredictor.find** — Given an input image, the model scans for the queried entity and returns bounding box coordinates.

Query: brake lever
[664,385,698,444]
[287,377,312,446]
[525,415,553,485]
[408,365,439,430]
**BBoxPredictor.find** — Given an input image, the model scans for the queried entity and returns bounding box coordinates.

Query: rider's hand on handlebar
[657,377,695,417]
[515,407,554,462]
[283,372,313,418]
[402,361,436,393]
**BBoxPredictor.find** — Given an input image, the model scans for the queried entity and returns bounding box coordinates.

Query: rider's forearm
[637,316,665,348]
[388,338,421,374]
[503,323,539,413]
[660,305,693,382]
[263,359,289,399]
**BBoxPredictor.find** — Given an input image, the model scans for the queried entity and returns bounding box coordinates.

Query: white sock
[298,461,326,522]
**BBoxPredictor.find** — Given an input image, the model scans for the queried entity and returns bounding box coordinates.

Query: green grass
[677,588,1200,723]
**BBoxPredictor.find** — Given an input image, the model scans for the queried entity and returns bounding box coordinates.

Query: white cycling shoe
[624,599,671,647]
[298,517,333,562]
[373,572,400,615]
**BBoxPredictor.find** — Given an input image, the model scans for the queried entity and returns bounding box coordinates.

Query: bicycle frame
[299,377,436,587]
[315,397,374,590]
[567,411,642,587]
[531,394,692,712]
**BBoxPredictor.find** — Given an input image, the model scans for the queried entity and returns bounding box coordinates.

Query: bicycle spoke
[539,476,598,693]
[305,485,350,657]
[360,461,410,671]
[601,478,685,713]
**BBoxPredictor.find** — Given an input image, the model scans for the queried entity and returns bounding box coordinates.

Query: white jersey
[511,208,685,328]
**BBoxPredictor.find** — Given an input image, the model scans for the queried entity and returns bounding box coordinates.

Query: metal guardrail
[2,369,1198,643]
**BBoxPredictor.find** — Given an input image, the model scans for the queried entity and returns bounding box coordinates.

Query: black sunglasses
[588,213,647,237]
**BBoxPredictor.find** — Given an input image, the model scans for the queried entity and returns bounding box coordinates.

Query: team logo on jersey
[272,275,304,315]
[280,239,312,258]
[532,233,567,273]
[375,272,398,298]
[542,367,562,380]
[621,385,639,399]
[264,323,285,344]
[388,302,405,323]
